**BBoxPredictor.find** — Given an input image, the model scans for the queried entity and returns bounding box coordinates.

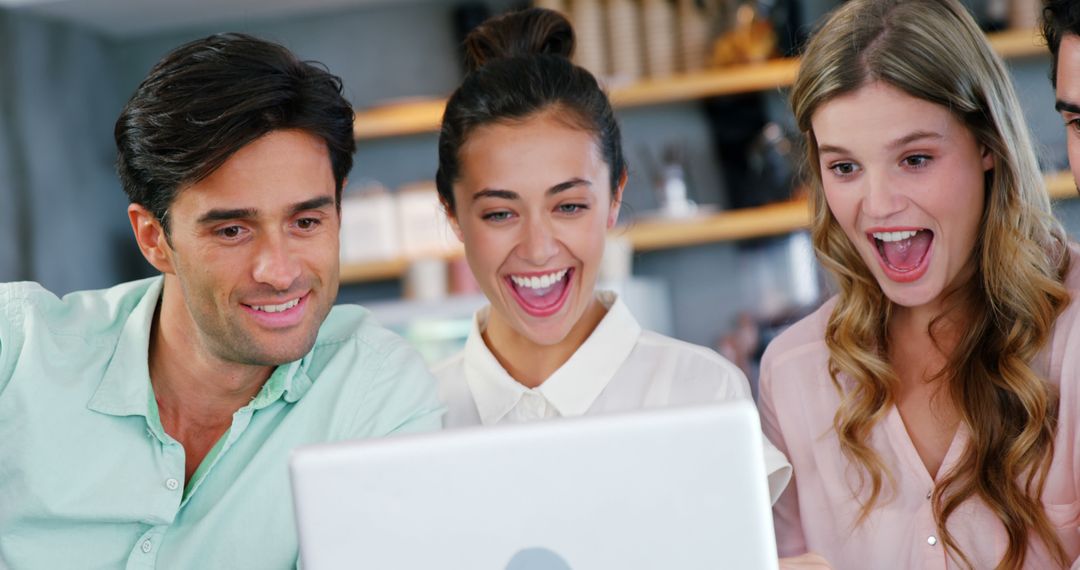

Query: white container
[404,257,449,302]
[395,181,459,258]
[339,187,399,263]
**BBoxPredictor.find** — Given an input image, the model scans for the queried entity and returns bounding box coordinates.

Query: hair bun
[464,8,575,73]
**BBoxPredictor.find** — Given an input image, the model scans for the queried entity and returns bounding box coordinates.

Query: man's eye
[217,226,244,239]
[296,218,321,230]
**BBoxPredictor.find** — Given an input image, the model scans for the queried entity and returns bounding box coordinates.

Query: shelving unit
[340,26,1064,285]
[339,170,1077,284]
[352,28,1048,141]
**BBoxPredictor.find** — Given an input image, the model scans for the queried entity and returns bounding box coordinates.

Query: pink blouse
[759,246,1080,569]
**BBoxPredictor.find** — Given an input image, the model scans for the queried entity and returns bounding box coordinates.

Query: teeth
[510,269,568,289]
[251,298,300,313]
[873,230,919,242]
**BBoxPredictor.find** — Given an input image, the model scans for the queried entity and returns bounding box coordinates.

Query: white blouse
[433,291,792,503]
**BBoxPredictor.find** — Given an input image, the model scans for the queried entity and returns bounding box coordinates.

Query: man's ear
[128,204,175,274]
[607,169,627,229]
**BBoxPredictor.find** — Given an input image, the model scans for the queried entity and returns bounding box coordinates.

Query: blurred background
[0,0,1075,387]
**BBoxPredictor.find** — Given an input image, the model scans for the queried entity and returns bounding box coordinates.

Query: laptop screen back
[290,401,779,570]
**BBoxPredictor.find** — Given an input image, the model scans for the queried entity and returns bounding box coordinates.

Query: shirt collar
[538,291,640,416]
[462,305,529,425]
[462,291,642,425]
[87,277,163,418]
[88,276,314,419]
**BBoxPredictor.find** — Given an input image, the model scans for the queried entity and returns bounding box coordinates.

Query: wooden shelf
[1046,170,1077,200]
[339,258,410,283]
[623,199,809,252]
[353,99,447,140]
[340,170,1076,284]
[352,28,1048,141]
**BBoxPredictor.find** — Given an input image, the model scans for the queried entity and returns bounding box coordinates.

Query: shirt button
[926,489,932,500]
[165,478,180,491]
[927,536,938,546]
[141,539,153,553]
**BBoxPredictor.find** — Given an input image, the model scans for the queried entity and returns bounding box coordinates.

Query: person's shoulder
[1050,244,1080,340]
[314,303,407,356]
[762,298,833,365]
[1062,242,1080,296]
[308,304,437,390]
[636,329,743,376]
[2,278,157,336]
[1,281,53,319]
[430,349,477,425]
[758,297,835,395]
[632,329,751,402]
[431,350,466,381]
[309,303,435,378]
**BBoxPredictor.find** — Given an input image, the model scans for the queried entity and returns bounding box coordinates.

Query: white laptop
[289,401,779,570]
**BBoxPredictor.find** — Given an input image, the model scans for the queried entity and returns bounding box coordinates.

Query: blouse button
[927,536,938,546]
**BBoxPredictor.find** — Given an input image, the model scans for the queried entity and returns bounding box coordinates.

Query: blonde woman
[760,0,1080,568]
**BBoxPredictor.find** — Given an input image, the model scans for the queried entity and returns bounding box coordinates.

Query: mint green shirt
[0,277,444,569]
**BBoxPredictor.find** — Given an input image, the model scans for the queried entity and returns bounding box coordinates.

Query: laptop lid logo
[505,547,573,570]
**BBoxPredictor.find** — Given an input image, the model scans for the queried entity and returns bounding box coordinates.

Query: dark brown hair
[435,8,625,212]
[114,32,356,233]
[1043,0,1080,87]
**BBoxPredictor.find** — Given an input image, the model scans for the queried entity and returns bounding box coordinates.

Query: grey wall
[0,11,27,281]
[0,9,134,292]
[108,1,519,108]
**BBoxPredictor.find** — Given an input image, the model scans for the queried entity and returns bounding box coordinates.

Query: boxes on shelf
[396,180,460,258]
[339,184,399,264]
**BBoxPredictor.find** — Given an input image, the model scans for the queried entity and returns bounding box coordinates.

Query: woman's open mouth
[505,268,573,317]
[869,228,933,283]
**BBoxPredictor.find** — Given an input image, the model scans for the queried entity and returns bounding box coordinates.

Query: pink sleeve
[758,346,808,558]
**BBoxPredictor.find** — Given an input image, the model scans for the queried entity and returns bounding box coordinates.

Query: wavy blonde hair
[790,0,1071,567]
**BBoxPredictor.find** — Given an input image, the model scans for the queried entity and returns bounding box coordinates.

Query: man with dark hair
[0,33,443,567]
[1045,0,1080,189]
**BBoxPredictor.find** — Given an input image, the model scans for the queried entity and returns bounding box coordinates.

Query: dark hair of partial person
[435,8,626,212]
[1043,0,1080,87]
[114,32,356,234]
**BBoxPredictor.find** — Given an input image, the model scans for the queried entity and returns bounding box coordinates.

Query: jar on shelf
[1008,0,1040,30]
[606,0,645,83]
[642,0,678,78]
[532,0,566,14]
[568,0,607,78]
[677,0,710,73]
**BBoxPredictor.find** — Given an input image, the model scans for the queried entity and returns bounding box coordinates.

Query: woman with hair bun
[432,7,791,504]
[759,0,1080,568]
